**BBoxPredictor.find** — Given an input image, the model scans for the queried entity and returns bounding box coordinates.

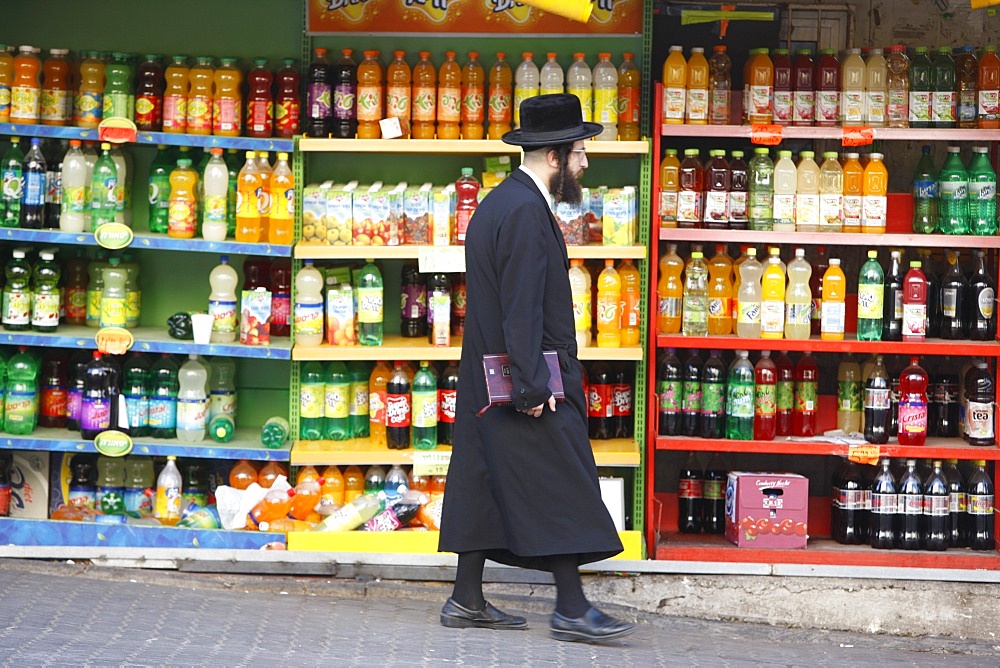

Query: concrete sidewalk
[0,559,997,666]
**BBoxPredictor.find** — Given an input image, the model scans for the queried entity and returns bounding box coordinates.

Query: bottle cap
[731,150,743,158]
[868,250,878,258]
[823,151,838,159]
[691,251,703,259]
[830,258,840,265]
[800,150,814,158]
[778,150,792,157]
[910,261,921,268]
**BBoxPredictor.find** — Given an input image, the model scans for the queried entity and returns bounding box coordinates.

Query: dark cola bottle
[657,349,682,436]
[680,350,703,437]
[612,365,633,439]
[943,459,967,548]
[967,460,995,550]
[935,373,960,437]
[863,354,890,445]
[882,250,904,341]
[588,361,612,440]
[969,250,997,341]
[400,263,427,338]
[437,361,458,445]
[702,452,725,534]
[898,459,924,550]
[837,458,869,544]
[700,350,726,439]
[386,362,411,450]
[678,452,703,533]
[939,250,969,340]
[869,458,898,549]
[923,460,950,551]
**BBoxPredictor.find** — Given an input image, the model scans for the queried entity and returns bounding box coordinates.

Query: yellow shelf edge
[298,137,648,156]
[294,243,647,261]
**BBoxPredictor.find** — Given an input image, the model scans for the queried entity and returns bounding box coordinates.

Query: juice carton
[240,287,272,345]
[325,270,356,346]
[555,191,589,245]
[602,188,634,245]
[325,181,357,246]
[482,172,508,188]
[403,183,432,244]
[301,182,331,245]
[365,183,392,246]
[725,471,809,548]
[431,185,455,246]
[351,182,376,245]
[387,182,406,245]
[484,155,511,173]
[588,186,607,244]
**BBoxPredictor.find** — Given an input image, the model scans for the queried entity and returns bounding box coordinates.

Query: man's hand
[525,395,557,417]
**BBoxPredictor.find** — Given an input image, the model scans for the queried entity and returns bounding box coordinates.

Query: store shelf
[659,227,1000,249]
[0,517,284,549]
[655,435,1000,460]
[660,123,1000,143]
[293,337,642,362]
[294,242,647,261]
[0,325,292,359]
[0,427,291,461]
[654,531,1000,569]
[0,122,293,152]
[299,137,649,156]
[0,226,293,256]
[655,333,1000,357]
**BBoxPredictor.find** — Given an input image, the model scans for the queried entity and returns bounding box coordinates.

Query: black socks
[451,550,487,611]
[550,554,590,618]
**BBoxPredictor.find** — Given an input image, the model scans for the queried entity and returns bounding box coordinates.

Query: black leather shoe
[440,598,528,630]
[549,607,636,643]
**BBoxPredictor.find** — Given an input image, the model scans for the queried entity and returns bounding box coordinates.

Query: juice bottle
[793,351,819,437]
[133,54,164,132]
[246,58,274,138]
[908,46,933,128]
[512,52,539,130]
[754,350,777,440]
[837,357,863,433]
[167,158,197,239]
[454,167,479,244]
[956,46,978,129]
[784,248,812,339]
[103,53,133,121]
[657,243,683,334]
[460,51,485,139]
[437,51,462,140]
[792,49,815,125]
[202,148,228,241]
[567,52,593,122]
[368,360,391,448]
[748,147,774,231]
[596,259,621,348]
[677,148,703,228]
[268,152,294,245]
[235,151,261,243]
[820,258,846,340]
[818,151,844,232]
[569,259,591,349]
[539,51,564,96]
[707,244,733,335]
[771,48,792,125]
[617,52,641,140]
[771,149,796,232]
[698,149,727,230]
[275,58,301,138]
[487,52,512,139]
[331,48,358,139]
[708,45,731,125]
[886,44,910,127]
[842,152,864,233]
[931,46,957,128]
[864,48,888,127]
[63,251,88,325]
[685,47,709,125]
[815,48,840,127]
[306,47,332,137]
[897,356,929,446]
[40,48,71,126]
[385,50,411,138]
[0,46,13,123]
[840,48,865,125]
[681,251,708,337]
[593,52,619,141]
[256,151,272,241]
[736,247,762,338]
[617,258,641,345]
[902,261,927,341]
[162,55,189,133]
[212,57,242,137]
[760,251,785,339]
[978,45,1000,129]
[73,51,103,128]
[795,150,821,232]
[154,456,182,525]
[662,45,686,124]
[862,152,888,234]
[658,148,680,227]
[10,45,41,124]
[747,48,774,124]
[411,51,437,139]
[730,245,749,319]
[99,257,127,328]
[357,50,384,139]
[728,149,748,229]
[186,56,214,135]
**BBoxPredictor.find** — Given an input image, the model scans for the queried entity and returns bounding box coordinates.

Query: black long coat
[437,168,623,569]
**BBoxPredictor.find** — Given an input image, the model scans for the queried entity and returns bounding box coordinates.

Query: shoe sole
[440,614,529,630]
[549,624,637,643]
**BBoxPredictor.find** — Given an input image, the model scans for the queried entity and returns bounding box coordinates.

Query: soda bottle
[702,150,729,229]
[792,351,819,437]
[205,255,237,343]
[753,351,777,441]
[759,251,785,340]
[701,453,725,534]
[233,151,262,242]
[122,353,150,437]
[661,45,686,125]
[386,361,411,450]
[400,263,427,338]
[911,145,938,234]
[588,361,613,440]
[293,259,324,347]
[901,261,927,342]
[101,53,132,121]
[20,137,46,229]
[772,48,792,125]
[685,47,709,126]
[617,52,640,140]
[657,349,682,436]
[437,51,464,139]
[255,152,272,241]
[937,146,969,234]
[596,259,622,347]
[955,46,979,129]
[59,139,87,232]
[349,50,383,140]
[836,357,862,434]
[316,491,386,532]
[411,361,438,450]
[79,351,112,439]
[197,148,227,241]
[321,361,350,441]
[969,251,997,341]
[942,459,967,547]
[175,355,207,443]
[978,45,1000,128]
[86,142,115,231]
[331,48,357,139]
[725,350,754,441]
[28,248,58,332]
[748,148,774,231]
[678,452,703,533]
[820,259,846,341]
[305,47,332,137]
[657,244,683,334]
[677,350,701,437]
[2,347,35,435]
[38,354,68,430]
[816,152,843,233]
[566,259,591,349]
[774,352,794,436]
[612,365,634,439]
[617,259,641,346]
[864,47,888,126]
[357,259,384,346]
[411,51,437,139]
[770,150,796,232]
[226,460,258,491]
[940,251,969,340]
[815,49,840,126]
[967,361,996,446]
[706,246,732,336]
[592,52,618,140]
[896,459,924,550]
[879,250,903,341]
[268,259,291,338]
[681,251,708,337]
[486,52,513,139]
[435,361,458,445]
[700,350,726,439]
[840,48,865,125]
[122,455,154,516]
[861,152,888,234]
[856,250,884,341]
[898,356,929,445]
[746,48,774,124]
[153,456,182,526]
[243,58,274,139]
[868,458,897,549]
[451,52,486,141]
[931,46,957,128]
[298,361,325,440]
[677,149,703,228]
[382,464,411,504]
[967,460,995,550]
[184,56,213,135]
[266,152,294,245]
[908,46,933,128]
[936,372,961,438]
[921,460,950,552]
[885,44,910,127]
[2,249,30,332]
[736,247,762,339]
[454,167,479,245]
[968,146,997,235]
[838,459,870,545]
[365,360,391,449]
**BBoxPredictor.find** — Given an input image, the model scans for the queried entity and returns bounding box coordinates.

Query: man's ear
[546,148,561,168]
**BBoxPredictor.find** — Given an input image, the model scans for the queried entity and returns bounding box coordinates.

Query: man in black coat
[438,94,635,644]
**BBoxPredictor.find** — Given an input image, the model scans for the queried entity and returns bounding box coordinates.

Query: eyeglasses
[570,148,587,156]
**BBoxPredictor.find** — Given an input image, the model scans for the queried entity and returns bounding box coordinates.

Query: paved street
[0,559,998,666]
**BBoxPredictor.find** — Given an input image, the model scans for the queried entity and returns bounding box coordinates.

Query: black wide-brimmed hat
[501,93,603,149]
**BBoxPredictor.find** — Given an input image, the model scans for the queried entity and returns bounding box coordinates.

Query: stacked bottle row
[833,458,995,551]
[207,255,292,342]
[305,47,641,141]
[912,145,998,236]
[657,244,997,343]
[659,146,888,233]
[0,46,302,137]
[568,258,642,350]
[660,42,1000,128]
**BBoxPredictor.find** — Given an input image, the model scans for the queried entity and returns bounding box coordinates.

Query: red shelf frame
[659,227,1000,249]
[656,334,1000,356]
[655,435,1000,461]
[659,123,1000,144]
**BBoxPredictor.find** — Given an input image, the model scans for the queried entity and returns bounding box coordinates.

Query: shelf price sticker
[94,430,133,457]
[847,443,880,466]
[98,117,138,144]
[750,124,782,145]
[418,246,466,274]
[96,327,135,356]
[841,126,875,146]
[412,450,452,476]
[94,222,134,250]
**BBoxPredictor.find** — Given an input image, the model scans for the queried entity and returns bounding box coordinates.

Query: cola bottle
[943,459,967,548]
[678,452,703,533]
[658,349,682,436]
[863,354,890,444]
[386,361,411,450]
[923,460,950,551]
[832,459,869,544]
[588,361,613,440]
[612,365,634,439]
[898,459,924,550]
[869,458,898,549]
[702,452,725,534]
[967,460,995,551]
[700,350,727,439]
[680,350,703,437]
[438,361,459,445]
[400,263,427,338]
[934,373,960,437]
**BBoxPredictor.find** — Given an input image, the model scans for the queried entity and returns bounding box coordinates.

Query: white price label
[418,246,466,273]
[412,450,452,476]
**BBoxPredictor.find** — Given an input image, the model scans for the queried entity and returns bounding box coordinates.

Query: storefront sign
[308,0,642,36]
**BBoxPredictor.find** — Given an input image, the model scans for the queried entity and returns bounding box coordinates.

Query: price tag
[98,117,138,144]
[412,450,452,476]
[96,327,135,356]
[418,246,466,273]
[750,124,783,145]
[94,430,133,457]
[841,126,875,146]
[847,444,880,466]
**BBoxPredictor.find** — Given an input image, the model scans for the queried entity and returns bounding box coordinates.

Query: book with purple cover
[479,350,565,416]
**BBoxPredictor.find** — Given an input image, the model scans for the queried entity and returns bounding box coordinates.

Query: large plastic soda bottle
[865,48,888,126]
[123,455,154,516]
[145,145,172,234]
[323,361,350,441]
[162,55,189,133]
[293,259,324,346]
[299,361,325,440]
[931,46,957,128]
[534,51,563,98]
[59,139,87,232]
[911,145,938,233]
[657,244,683,334]
[940,250,969,340]
[725,350,754,440]
[856,250,884,341]
[123,354,150,437]
[706,246,733,336]
[18,138,45,229]
[386,361,411,450]
[697,351,724,439]
[783,248,811,340]
[2,249,30,332]
[881,250,903,341]
[4,347,36,435]
[31,250,59,332]
[657,348,682,436]
[87,142,116,231]
[676,350,701,436]
[207,255,238,343]
[771,150,796,232]
[969,251,997,341]
[245,58,273,139]
[967,460,995,550]
[902,261,928,342]
[38,354,67,430]
[246,487,295,529]
[748,148,773,231]
[79,351,111,439]
[569,259,592,349]
[207,356,236,422]
[596,259,622,347]
[661,45,686,124]
[968,146,997,235]
[346,360,370,439]
[437,51,462,140]
[937,145,969,234]
[268,152,294,245]
[148,354,178,439]
[460,51,485,139]
[774,352,795,436]
[861,152,888,234]
[487,52,514,140]
[820,258,846,341]
[73,51,104,128]
[617,258,641,346]
[836,356,862,433]
[357,259,384,346]
[815,49,840,126]
[356,50,384,139]
[792,49,815,125]
[590,52,618,141]
[682,251,708,337]
[685,47,709,125]
[368,360,391,448]
[305,47,332,138]
[978,45,1000,128]
[617,53,641,140]
[97,256,126,329]
[759,251,785,340]
[736,248,763,339]
[840,48,865,125]
[200,148,228,241]
[331,49,357,139]
[771,48,792,125]
[410,51,437,139]
[754,350,777,440]
[154,456,182,525]
[898,357,929,445]
[863,356,891,445]
[315,491,386,532]
[792,350,818,437]
[275,58,302,138]
[268,259,291,338]
[562,52,593,124]
[255,152,272,241]
[909,46,933,128]
[795,150,820,232]
[176,355,207,443]
[185,56,213,135]
[411,361,437,450]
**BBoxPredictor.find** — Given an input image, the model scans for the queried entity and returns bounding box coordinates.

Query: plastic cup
[191,313,214,344]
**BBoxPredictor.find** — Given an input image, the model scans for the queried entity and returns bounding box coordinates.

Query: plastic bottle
[30,250,59,332]
[98,257,126,329]
[244,58,274,139]
[911,145,938,234]
[592,52,618,141]
[386,361,411,450]
[454,167,480,245]
[131,54,163,132]
[199,148,228,241]
[411,361,438,450]
[331,48,357,139]
[967,460,995,550]
[727,150,748,229]
[864,48,888,127]
[365,360,390,449]
[255,152,272,241]
[292,259,324,346]
[588,361,613,440]
[323,361,350,441]
[782,248,811,340]
[78,351,111,439]
[955,46,978,129]
[207,356,236,422]
[161,55,189,133]
[109,144,129,226]
[968,145,997,235]
[72,51,103,128]
[153,456,182,525]
[753,350,777,440]
[657,349,682,436]
[942,459,967,547]
[696,351,724,439]
[37,355,67,430]
[757,250,784,340]
[234,151,261,242]
[771,48,792,125]
[835,357,862,434]
[19,138,46,229]
[357,259,384,346]
[860,152,889,234]
[58,139,86,232]
[617,53,640,140]
[596,259,622,347]
[820,258,846,341]
[225,460,257,491]
[815,49,840,126]
[657,243,683,334]
[909,46,933,128]
[427,271,451,346]
[815,151,843,232]
[725,350,754,440]
[748,147,773,231]
[978,45,1000,128]
[795,150,820,232]
[305,48,332,137]
[894,458,923,549]
[677,452,703,533]
[937,145,969,235]
[792,351,819,437]
[122,354,150,437]
[407,51,436,139]
[702,150,729,229]
[274,58,301,138]
[681,251,708,337]
[791,49,815,126]
[355,50,384,140]
[147,354,178,439]
[2,249,30,332]
[40,48,71,126]
[617,259,641,346]
[460,51,485,139]
[940,251,969,340]
[677,148,703,228]
[707,246,733,336]
[207,255,238,343]
[299,361,325,440]
[40,141,61,230]
[685,47,709,126]
[267,152,294,245]
[841,152,864,234]
[969,250,997,341]
[165,157,197,239]
[101,52,132,122]
[746,48,774,124]
[144,145,171,234]
[774,352,795,436]
[10,46,40,124]
[568,259,592,349]
[966,361,996,447]
[771,150,796,232]
[897,357,930,446]
[437,51,462,140]
[931,46,957,128]
[659,148,680,228]
[840,48,865,125]
[854,249,884,342]
[884,44,910,127]
[660,45,687,125]
[736,247,762,339]
[182,56,212,135]
[902,261,928,342]
[175,355,207,443]
[122,455,154,516]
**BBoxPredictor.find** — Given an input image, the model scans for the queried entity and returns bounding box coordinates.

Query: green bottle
[856,250,885,341]
[412,361,438,450]
[323,361,350,441]
[4,346,38,435]
[968,146,998,236]
[103,52,134,121]
[299,361,325,440]
[725,350,754,441]
[2,249,32,331]
[937,146,969,235]
[357,259,384,346]
[86,252,107,329]
[911,145,938,234]
[30,250,61,333]
[99,256,128,329]
[930,46,956,129]
[147,145,173,234]
[908,46,933,128]
[348,361,370,439]
[1,137,24,228]
[89,142,118,231]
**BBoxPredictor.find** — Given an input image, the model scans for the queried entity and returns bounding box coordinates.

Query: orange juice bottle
[437,51,462,140]
[0,46,13,123]
[487,52,512,140]
[368,360,391,448]
[707,244,733,335]
[235,150,261,243]
[661,45,687,124]
[320,465,345,508]
[356,50,383,139]
[256,151,272,240]
[657,243,684,334]
[862,152,888,234]
[842,152,864,233]
[268,151,294,245]
[411,51,437,139]
[10,45,41,124]
[460,51,485,139]
[74,51,105,127]
[747,48,775,124]
[760,252,786,339]
[40,48,71,126]
[212,57,243,137]
[596,259,622,348]
[162,55,189,133]
[618,52,641,140]
[385,50,411,137]
[820,258,846,340]
[167,158,198,239]
[685,47,709,124]
[617,258,641,345]
[186,56,214,135]
[343,465,365,503]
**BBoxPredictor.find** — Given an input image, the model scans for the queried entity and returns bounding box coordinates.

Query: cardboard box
[484,155,511,173]
[301,182,330,244]
[240,288,271,345]
[602,187,636,246]
[431,185,455,246]
[9,451,50,519]
[387,182,406,246]
[725,471,809,548]
[325,181,358,245]
[354,182,390,245]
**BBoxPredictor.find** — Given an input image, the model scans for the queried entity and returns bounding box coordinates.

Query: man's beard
[550,161,583,205]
